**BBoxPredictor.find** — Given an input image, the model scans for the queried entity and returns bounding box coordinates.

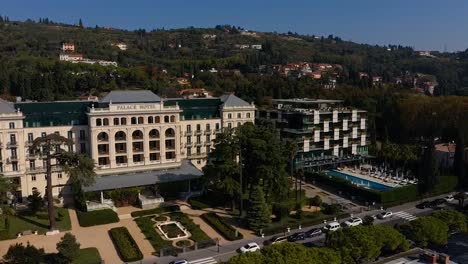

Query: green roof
[165,98,221,120]
[16,101,93,127]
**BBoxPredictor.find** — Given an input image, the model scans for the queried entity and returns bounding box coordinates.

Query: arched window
[148,116,154,124]
[155,116,160,123]
[121,118,127,125]
[32,187,38,193]
[237,122,241,127]
[138,117,144,124]
[132,130,143,140]
[149,129,160,138]
[96,118,102,126]
[246,113,251,118]
[165,128,175,137]
[170,115,176,122]
[228,113,232,119]
[115,131,126,141]
[131,117,137,125]
[113,118,120,125]
[206,124,210,130]
[103,118,109,126]
[97,132,109,142]
[164,116,169,123]
[237,113,242,118]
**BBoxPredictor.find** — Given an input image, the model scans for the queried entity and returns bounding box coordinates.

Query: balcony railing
[7,142,18,148]
[185,131,193,136]
[132,148,144,153]
[195,130,202,135]
[204,130,212,135]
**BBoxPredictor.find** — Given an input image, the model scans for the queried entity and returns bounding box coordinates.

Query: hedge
[201,213,243,241]
[76,209,119,227]
[131,205,180,217]
[109,227,143,262]
[305,172,458,207]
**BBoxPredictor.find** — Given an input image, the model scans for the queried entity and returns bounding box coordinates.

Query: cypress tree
[246,186,271,232]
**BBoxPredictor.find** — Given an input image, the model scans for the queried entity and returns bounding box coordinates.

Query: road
[143,195,457,264]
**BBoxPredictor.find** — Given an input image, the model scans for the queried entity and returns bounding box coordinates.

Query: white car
[323,221,341,232]
[445,195,454,202]
[377,211,393,219]
[344,217,363,227]
[239,242,260,253]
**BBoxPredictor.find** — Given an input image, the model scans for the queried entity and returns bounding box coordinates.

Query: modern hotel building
[0,90,255,200]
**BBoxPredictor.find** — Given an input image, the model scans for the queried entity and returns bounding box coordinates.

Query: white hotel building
[0,91,255,201]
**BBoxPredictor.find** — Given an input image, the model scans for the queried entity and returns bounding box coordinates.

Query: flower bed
[201,213,243,241]
[109,227,143,262]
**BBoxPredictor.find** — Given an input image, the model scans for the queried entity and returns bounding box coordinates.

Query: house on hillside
[59,53,83,61]
[62,42,75,52]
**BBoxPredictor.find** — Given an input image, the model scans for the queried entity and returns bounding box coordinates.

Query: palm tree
[30,134,95,231]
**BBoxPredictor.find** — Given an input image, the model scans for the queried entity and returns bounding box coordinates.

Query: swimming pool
[326,170,393,192]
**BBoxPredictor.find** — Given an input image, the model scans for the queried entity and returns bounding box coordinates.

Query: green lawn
[73,247,102,264]
[0,207,71,240]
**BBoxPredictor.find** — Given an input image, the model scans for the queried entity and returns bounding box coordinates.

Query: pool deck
[338,168,401,188]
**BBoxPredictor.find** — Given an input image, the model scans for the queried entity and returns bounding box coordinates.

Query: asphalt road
[142,196,459,264]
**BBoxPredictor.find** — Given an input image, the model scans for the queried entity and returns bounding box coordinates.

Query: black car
[287,232,306,242]
[264,235,288,245]
[416,201,431,209]
[430,198,446,207]
[305,228,323,238]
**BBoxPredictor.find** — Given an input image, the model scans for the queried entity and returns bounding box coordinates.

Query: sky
[2,0,468,51]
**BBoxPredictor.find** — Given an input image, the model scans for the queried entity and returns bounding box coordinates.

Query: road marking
[393,211,417,221]
[190,257,217,264]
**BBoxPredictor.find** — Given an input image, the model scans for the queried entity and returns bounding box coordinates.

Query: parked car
[323,222,341,232]
[377,211,393,219]
[430,198,446,207]
[416,201,431,209]
[239,242,260,253]
[264,235,288,245]
[444,195,454,202]
[305,228,322,238]
[169,259,188,264]
[287,232,306,242]
[343,217,363,227]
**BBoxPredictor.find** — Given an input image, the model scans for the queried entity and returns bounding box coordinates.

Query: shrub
[109,227,143,262]
[130,205,180,217]
[321,203,341,215]
[272,203,292,220]
[76,209,119,227]
[201,213,243,241]
[56,233,80,261]
[27,192,45,214]
[309,195,322,207]
[188,199,211,210]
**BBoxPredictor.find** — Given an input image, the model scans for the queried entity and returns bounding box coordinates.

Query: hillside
[0,18,467,104]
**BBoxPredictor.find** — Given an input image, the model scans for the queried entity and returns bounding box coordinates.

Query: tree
[309,195,322,208]
[3,242,45,264]
[454,131,467,187]
[363,215,375,226]
[30,134,96,231]
[371,225,409,254]
[78,18,83,28]
[226,252,265,264]
[431,209,467,233]
[56,232,81,261]
[418,143,439,194]
[246,186,271,232]
[0,174,16,204]
[26,191,44,214]
[406,216,448,247]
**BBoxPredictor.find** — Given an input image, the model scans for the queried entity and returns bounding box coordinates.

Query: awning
[83,160,203,192]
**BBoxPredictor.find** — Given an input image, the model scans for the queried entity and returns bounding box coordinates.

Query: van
[323,222,341,232]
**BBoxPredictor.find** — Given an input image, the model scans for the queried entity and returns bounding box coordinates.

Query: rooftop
[220,93,252,107]
[100,90,161,104]
[0,99,16,114]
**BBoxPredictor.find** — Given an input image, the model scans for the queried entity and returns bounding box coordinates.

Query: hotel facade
[0,91,255,201]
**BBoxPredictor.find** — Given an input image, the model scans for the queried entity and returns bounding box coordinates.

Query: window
[114,118,120,125]
[58,173,62,179]
[196,135,201,143]
[11,148,17,158]
[206,135,210,141]
[206,146,210,153]
[116,156,127,164]
[79,130,86,140]
[155,116,160,123]
[196,124,201,131]
[9,122,15,129]
[148,116,154,124]
[12,162,18,171]
[228,113,232,119]
[131,117,137,125]
[115,131,126,141]
[103,118,109,126]
[138,117,144,124]
[120,118,127,125]
[247,113,251,118]
[32,175,36,181]
[196,147,201,155]
[187,147,192,156]
[186,125,192,132]
[228,123,232,129]
[150,153,160,161]
[149,129,159,138]
[80,143,86,154]
[237,113,242,118]
[10,134,16,144]
[97,132,109,142]
[165,128,175,137]
[216,123,220,130]
[187,136,192,144]
[28,133,34,142]
[67,131,73,139]
[132,130,143,140]
[41,132,47,138]
[170,115,176,122]
[96,118,102,126]
[29,161,35,170]
[164,116,169,123]
[206,124,210,131]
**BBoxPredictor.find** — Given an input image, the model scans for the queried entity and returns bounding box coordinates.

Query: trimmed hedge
[201,213,243,241]
[77,209,119,227]
[305,172,458,207]
[131,205,180,217]
[109,227,143,262]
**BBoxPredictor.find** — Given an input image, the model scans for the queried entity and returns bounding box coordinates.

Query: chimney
[421,251,437,264]
[438,253,450,264]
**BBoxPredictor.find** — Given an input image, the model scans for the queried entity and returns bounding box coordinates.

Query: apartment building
[0,91,255,200]
[256,99,369,170]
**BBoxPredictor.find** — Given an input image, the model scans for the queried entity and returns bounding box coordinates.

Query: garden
[109,227,143,262]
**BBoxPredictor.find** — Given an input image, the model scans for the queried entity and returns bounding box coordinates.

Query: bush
[109,227,143,262]
[321,203,341,215]
[188,199,211,210]
[309,195,322,207]
[130,205,180,217]
[201,213,243,241]
[56,233,80,261]
[76,209,119,227]
[27,192,45,214]
[272,202,292,220]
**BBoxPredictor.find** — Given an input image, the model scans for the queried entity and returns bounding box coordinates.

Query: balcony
[185,131,193,136]
[195,130,202,135]
[132,148,144,153]
[26,141,34,147]
[204,141,212,146]
[8,156,18,162]
[195,142,203,147]
[7,141,18,148]
[26,153,38,159]
[204,130,212,135]
[98,150,109,155]
[214,129,222,134]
